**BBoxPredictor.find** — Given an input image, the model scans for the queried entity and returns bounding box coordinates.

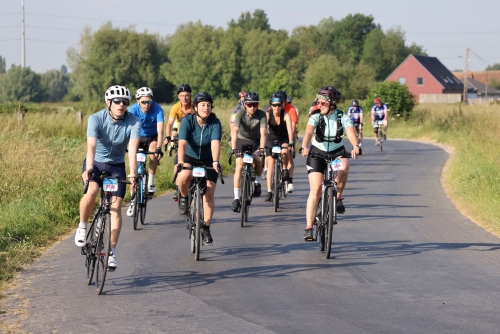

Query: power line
[0,25,19,29]
[26,38,76,45]
[26,12,177,26]
[469,49,495,66]
[26,25,81,32]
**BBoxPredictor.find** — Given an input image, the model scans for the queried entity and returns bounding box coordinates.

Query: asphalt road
[3,138,500,334]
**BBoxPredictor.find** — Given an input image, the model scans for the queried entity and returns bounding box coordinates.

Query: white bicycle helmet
[135,87,153,99]
[104,85,131,102]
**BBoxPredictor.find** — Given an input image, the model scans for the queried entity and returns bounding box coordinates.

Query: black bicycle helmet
[193,92,214,105]
[317,86,342,105]
[176,84,192,94]
[352,99,359,107]
[274,90,287,103]
[244,92,259,103]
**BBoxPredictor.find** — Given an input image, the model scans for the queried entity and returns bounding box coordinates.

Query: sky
[1,0,499,74]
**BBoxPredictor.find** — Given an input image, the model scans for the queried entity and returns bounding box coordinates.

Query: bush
[367,81,416,117]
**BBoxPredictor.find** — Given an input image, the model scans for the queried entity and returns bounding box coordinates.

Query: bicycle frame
[228,145,256,226]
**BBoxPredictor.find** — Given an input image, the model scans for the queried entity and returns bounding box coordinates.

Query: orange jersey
[284,104,298,124]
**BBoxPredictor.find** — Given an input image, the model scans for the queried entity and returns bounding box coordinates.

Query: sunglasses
[271,104,282,108]
[112,99,130,106]
[245,103,258,108]
[317,101,329,106]
[140,100,152,105]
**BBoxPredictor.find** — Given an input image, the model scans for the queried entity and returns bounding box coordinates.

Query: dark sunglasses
[317,101,329,106]
[271,104,282,108]
[112,98,130,106]
[140,100,152,105]
[245,103,258,108]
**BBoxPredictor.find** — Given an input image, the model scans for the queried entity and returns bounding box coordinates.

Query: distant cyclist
[287,95,300,149]
[164,84,193,149]
[75,85,140,270]
[347,99,363,147]
[264,94,294,202]
[126,87,164,216]
[229,91,246,144]
[301,86,360,241]
[277,90,298,193]
[371,97,388,145]
[175,92,222,245]
[230,92,266,212]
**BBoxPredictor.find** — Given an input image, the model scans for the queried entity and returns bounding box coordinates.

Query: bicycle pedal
[107,267,116,272]
[80,247,87,255]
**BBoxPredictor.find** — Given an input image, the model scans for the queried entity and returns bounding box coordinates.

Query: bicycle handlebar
[308,150,351,162]
[83,169,132,194]
[171,163,225,184]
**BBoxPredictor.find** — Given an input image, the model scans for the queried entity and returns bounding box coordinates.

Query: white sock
[149,174,155,185]
[267,189,272,193]
[234,188,241,200]
[255,176,261,183]
[79,222,87,229]
[111,247,116,256]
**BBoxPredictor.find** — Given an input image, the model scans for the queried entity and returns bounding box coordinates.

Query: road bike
[374,120,385,152]
[309,150,350,259]
[268,140,288,212]
[172,163,224,261]
[82,170,130,294]
[131,149,158,230]
[228,145,263,226]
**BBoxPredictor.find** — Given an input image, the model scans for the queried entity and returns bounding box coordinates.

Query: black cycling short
[305,146,347,175]
[265,134,288,157]
[138,134,158,151]
[236,138,259,154]
[184,154,218,184]
[82,159,127,198]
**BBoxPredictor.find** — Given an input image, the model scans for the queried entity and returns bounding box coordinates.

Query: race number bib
[330,158,343,171]
[243,154,254,164]
[136,153,147,162]
[103,178,118,192]
[272,146,281,154]
[192,167,206,177]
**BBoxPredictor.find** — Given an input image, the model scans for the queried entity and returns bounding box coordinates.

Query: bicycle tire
[140,174,148,225]
[325,187,336,259]
[273,160,279,212]
[378,128,383,152]
[95,212,110,295]
[85,214,98,285]
[245,181,251,222]
[133,194,140,230]
[241,170,249,227]
[189,191,195,252]
[194,186,202,261]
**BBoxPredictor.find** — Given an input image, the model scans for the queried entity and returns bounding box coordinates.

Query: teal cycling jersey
[179,113,222,160]
[87,109,141,164]
[307,110,353,152]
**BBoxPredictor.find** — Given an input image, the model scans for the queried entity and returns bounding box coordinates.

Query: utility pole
[463,47,469,104]
[21,0,25,67]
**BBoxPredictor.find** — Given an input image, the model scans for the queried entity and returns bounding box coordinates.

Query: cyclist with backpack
[300,86,360,241]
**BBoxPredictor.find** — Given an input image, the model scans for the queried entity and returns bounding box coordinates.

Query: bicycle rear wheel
[378,128,383,152]
[325,187,336,259]
[133,181,141,230]
[85,214,98,285]
[141,175,148,225]
[95,212,110,294]
[273,161,280,212]
[194,186,202,261]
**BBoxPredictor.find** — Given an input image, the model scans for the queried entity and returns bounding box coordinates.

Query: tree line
[0,10,428,104]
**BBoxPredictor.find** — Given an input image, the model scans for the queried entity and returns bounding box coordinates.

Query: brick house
[386,54,464,102]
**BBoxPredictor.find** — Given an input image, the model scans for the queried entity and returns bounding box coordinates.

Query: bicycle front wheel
[241,173,248,227]
[141,174,148,225]
[194,186,202,261]
[273,161,280,212]
[378,128,383,152]
[133,186,140,231]
[85,214,98,285]
[325,187,336,259]
[95,212,111,294]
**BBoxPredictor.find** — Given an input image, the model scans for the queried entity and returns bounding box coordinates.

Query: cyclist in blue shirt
[126,87,164,215]
[371,97,388,145]
[175,92,222,245]
[75,85,141,270]
[347,99,364,147]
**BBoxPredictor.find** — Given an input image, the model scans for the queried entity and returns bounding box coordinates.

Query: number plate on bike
[192,167,206,177]
[272,146,281,153]
[103,178,118,192]
[330,158,343,171]
[243,154,253,163]
[136,153,146,162]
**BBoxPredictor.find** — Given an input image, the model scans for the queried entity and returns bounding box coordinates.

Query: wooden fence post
[76,111,83,125]
[17,112,24,124]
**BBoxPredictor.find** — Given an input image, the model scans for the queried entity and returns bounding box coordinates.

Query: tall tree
[0,56,6,74]
[40,69,70,102]
[228,9,271,32]
[0,65,42,102]
[486,63,500,71]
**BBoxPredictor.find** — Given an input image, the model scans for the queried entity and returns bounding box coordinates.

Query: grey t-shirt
[87,109,141,164]
[233,108,267,140]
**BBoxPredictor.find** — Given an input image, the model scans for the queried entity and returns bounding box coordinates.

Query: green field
[0,101,499,289]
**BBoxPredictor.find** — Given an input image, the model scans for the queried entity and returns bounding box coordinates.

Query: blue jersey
[179,113,222,160]
[371,103,388,120]
[347,106,363,122]
[128,101,164,137]
[87,109,141,164]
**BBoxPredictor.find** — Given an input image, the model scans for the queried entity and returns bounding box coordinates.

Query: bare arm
[82,137,97,181]
[231,126,239,150]
[165,117,175,138]
[156,121,164,148]
[285,113,293,143]
[128,138,139,176]
[259,127,267,150]
[301,124,315,156]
